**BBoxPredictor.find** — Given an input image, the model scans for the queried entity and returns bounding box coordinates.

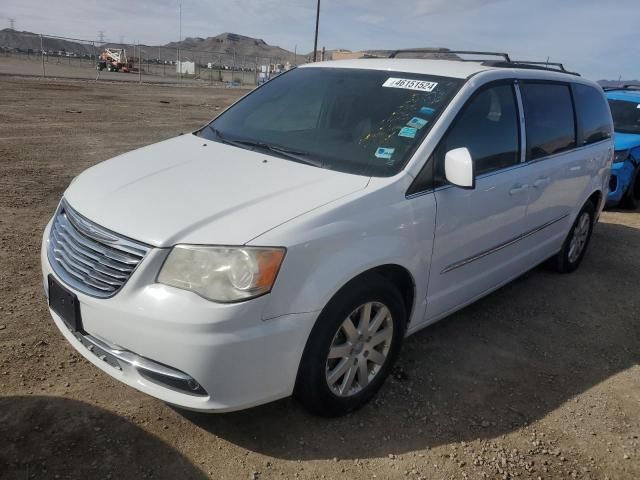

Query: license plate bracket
[48,275,83,332]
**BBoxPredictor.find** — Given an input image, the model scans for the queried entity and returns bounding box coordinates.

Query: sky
[2,0,638,80]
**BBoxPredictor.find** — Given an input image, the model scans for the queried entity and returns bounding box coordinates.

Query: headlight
[157,246,285,302]
[614,150,630,163]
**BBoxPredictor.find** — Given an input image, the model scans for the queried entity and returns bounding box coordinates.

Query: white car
[42,52,613,416]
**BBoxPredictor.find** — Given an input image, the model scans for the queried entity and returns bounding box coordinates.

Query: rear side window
[573,84,612,145]
[521,83,576,160]
[439,84,520,176]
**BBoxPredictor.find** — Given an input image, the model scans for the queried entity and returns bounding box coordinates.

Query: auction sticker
[406,117,428,129]
[375,147,395,160]
[419,106,436,116]
[383,78,438,92]
[398,127,417,139]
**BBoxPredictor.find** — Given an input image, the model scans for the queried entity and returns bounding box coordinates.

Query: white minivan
[42,51,613,416]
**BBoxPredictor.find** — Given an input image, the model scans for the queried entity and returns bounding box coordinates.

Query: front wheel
[551,201,595,273]
[294,274,406,417]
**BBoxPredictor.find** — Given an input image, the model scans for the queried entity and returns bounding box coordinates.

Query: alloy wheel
[568,212,591,263]
[325,301,394,397]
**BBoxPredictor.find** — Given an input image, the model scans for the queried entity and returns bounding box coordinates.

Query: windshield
[198,67,464,176]
[608,98,640,135]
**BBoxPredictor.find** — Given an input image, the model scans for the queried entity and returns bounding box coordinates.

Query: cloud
[356,14,385,25]
[2,0,639,79]
[412,0,504,15]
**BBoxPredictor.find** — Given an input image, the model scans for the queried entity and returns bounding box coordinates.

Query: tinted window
[199,68,463,177]
[521,83,576,160]
[439,84,520,177]
[609,98,640,135]
[573,84,612,144]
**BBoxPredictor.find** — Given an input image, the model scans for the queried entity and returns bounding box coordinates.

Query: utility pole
[294,45,297,66]
[98,31,105,44]
[40,35,46,77]
[9,18,15,30]
[138,42,142,83]
[313,0,320,62]
[177,2,182,81]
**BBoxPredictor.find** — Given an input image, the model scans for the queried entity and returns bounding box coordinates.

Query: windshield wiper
[206,126,324,168]
[258,143,324,168]
[206,126,251,150]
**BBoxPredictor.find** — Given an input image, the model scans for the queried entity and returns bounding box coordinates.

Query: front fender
[270,231,422,319]
[254,179,434,328]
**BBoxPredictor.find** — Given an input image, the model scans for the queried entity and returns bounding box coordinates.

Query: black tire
[620,166,640,210]
[294,273,406,417]
[551,200,596,273]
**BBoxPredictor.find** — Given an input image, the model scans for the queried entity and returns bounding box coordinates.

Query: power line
[98,30,105,44]
[9,18,15,30]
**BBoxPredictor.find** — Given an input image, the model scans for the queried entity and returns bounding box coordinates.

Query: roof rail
[485,60,581,77]
[386,49,581,76]
[603,84,640,92]
[389,49,511,62]
[511,61,568,72]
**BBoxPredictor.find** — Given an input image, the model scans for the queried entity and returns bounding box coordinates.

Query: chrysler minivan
[42,52,613,416]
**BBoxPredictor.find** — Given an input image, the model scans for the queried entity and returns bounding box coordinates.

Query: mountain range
[0,29,299,63]
[4,29,637,81]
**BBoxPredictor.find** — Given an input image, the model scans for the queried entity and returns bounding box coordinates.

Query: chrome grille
[47,200,150,298]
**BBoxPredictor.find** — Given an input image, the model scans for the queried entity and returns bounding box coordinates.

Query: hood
[614,132,640,152]
[65,134,369,247]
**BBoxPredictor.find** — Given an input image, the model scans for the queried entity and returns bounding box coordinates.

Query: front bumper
[606,160,635,205]
[41,220,318,412]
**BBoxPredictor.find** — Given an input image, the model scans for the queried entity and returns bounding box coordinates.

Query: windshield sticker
[398,127,417,139]
[383,78,438,92]
[406,117,428,129]
[375,147,395,160]
[419,106,436,116]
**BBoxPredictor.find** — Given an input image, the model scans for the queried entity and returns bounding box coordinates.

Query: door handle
[509,184,529,196]
[533,177,551,188]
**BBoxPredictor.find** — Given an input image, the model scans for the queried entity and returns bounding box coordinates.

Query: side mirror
[444,147,475,189]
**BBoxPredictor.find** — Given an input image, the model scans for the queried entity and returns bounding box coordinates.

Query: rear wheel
[294,274,406,417]
[620,166,640,210]
[551,200,595,273]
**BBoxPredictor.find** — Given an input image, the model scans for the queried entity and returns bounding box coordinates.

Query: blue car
[605,85,640,209]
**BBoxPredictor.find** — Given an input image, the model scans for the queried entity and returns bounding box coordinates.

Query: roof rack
[389,49,511,62]
[385,49,581,76]
[485,60,581,77]
[603,84,640,92]
[512,61,568,72]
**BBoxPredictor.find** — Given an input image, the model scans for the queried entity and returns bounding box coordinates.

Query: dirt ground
[0,74,638,480]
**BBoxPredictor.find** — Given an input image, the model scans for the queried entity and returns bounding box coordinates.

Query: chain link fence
[0,32,300,86]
